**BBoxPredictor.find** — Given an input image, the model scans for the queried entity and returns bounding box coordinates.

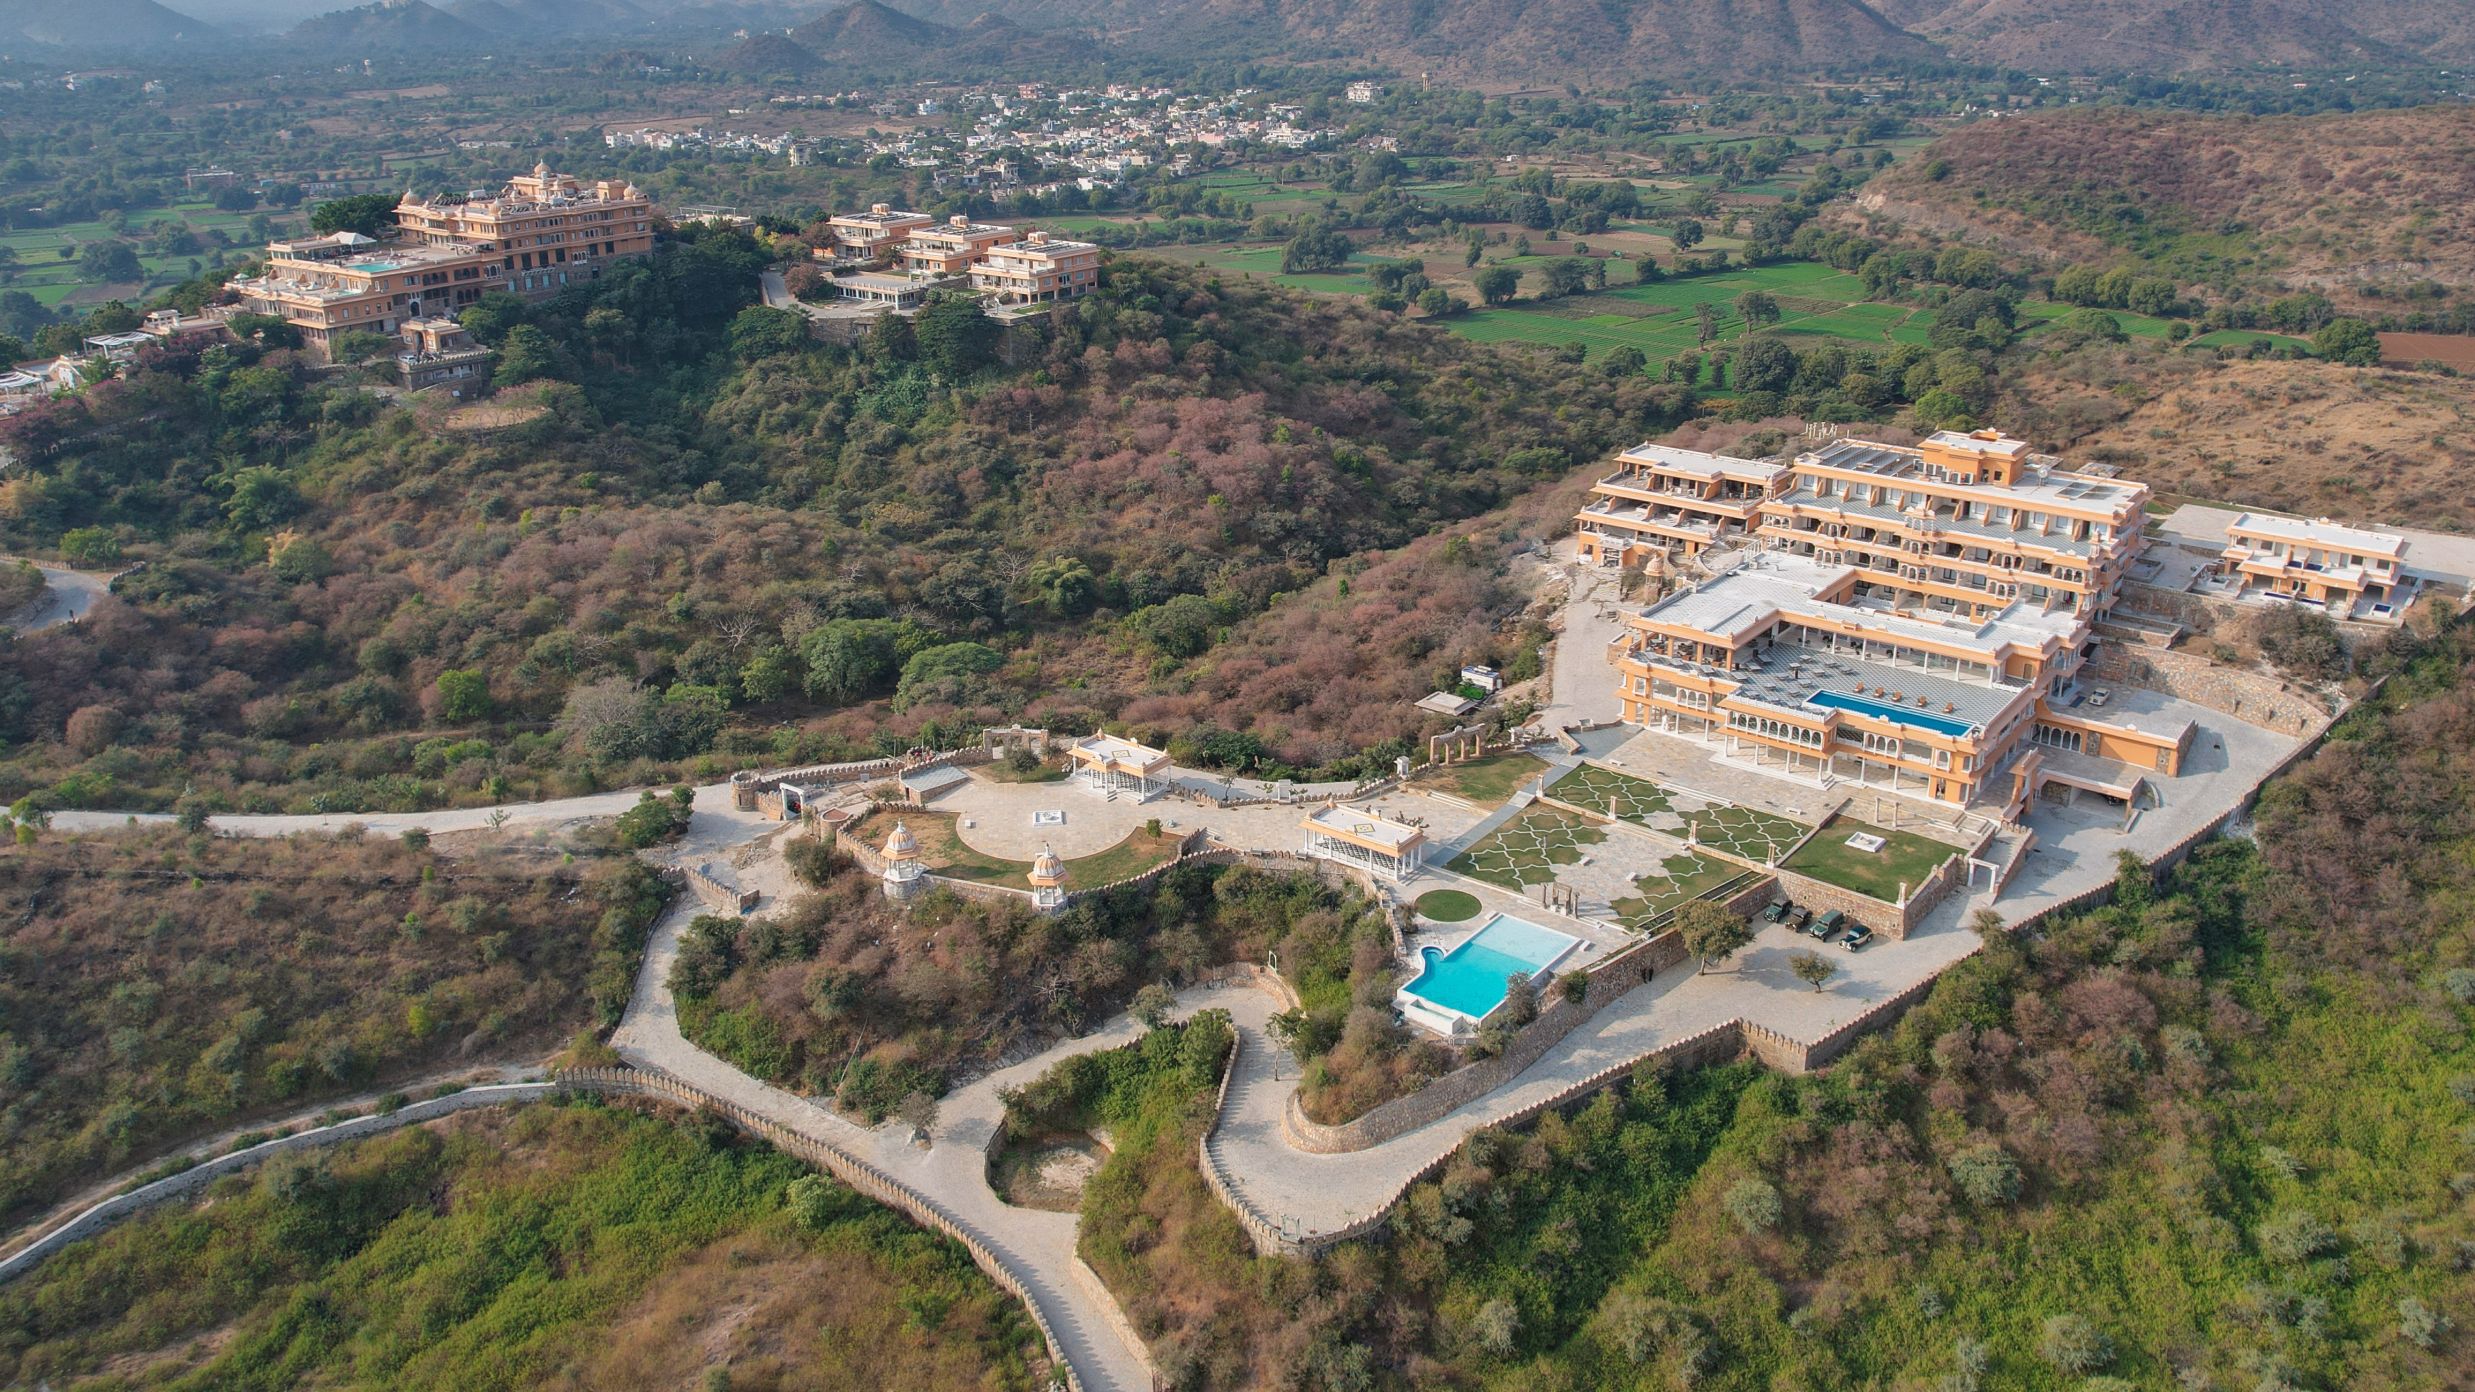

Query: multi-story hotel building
[968,231,1103,306]
[232,165,654,361]
[1756,430,2149,621]
[1574,443,1790,565]
[898,215,1021,278]
[1611,552,2190,807]
[824,203,935,262]
[2217,513,2410,621]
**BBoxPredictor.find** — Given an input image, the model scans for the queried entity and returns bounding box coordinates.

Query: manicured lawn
[1445,805,1607,890]
[1418,752,1548,806]
[1780,816,1956,902]
[1062,826,1188,887]
[1413,889,1483,923]
[1610,849,1748,932]
[849,808,1029,882]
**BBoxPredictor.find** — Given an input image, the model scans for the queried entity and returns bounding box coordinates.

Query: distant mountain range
[0,0,213,47]
[10,0,2469,78]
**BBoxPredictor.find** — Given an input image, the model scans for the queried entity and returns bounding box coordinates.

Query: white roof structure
[1301,805,1423,852]
[1614,441,1787,486]
[2226,512,2407,559]
[1068,733,1171,775]
[1639,552,2080,660]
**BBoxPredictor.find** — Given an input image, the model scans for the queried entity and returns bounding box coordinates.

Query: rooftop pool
[1399,913,1580,1027]
[1804,688,1979,738]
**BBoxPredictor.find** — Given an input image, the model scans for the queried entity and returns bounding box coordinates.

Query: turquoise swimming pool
[1805,688,1979,738]
[1399,914,1580,1024]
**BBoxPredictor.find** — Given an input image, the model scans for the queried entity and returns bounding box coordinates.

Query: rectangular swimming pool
[1398,913,1581,1026]
[1804,688,1979,738]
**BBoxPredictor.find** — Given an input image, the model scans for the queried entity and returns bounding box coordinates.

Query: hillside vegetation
[0,828,669,1225]
[0,1100,1045,1390]
[1852,105,2475,314]
[672,860,1433,1122]
[1994,348,2475,530]
[0,238,1665,813]
[1071,617,2475,1389]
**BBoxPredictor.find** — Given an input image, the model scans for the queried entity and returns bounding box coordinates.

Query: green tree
[892,641,1005,711]
[222,466,301,533]
[75,241,141,284]
[58,527,121,568]
[913,296,996,380]
[725,305,808,360]
[1416,286,1457,316]
[1027,555,1098,617]
[1473,265,1519,306]
[493,324,565,386]
[1539,258,1593,299]
[456,291,528,346]
[1734,290,1780,327]
[309,193,400,240]
[1789,951,1836,992]
[2312,317,2380,366]
[1674,901,1752,973]
[1280,220,1354,274]
[798,618,928,705]
[1599,344,1647,377]
[1670,218,1704,250]
[435,669,491,723]
[1733,336,1796,393]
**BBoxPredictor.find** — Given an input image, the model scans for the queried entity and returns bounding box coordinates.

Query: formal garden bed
[1610,848,1753,932]
[1442,805,1609,890]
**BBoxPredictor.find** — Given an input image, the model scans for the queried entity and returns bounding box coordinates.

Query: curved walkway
[2,558,115,632]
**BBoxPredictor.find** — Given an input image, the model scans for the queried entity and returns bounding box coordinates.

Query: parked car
[1789,907,1814,933]
[1808,909,1844,940]
[1763,898,1794,924]
[1838,924,1874,951]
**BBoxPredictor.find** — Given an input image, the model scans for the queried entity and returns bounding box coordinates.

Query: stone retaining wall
[0,1083,555,1288]
[2086,644,2331,736]
[1281,929,1689,1154]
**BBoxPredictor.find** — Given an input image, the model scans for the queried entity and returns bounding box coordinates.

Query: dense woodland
[0,829,669,1226]
[0,1100,1046,1391]
[0,238,1673,814]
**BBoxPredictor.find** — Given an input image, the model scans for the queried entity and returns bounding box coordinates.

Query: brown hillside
[1994,348,2475,531]
[1894,0,2450,71]
[1849,105,2475,309]
[898,0,1937,81]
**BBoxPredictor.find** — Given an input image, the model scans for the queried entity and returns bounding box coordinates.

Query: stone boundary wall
[1280,929,1690,1154]
[754,744,992,796]
[1270,1019,1754,1256]
[1198,1029,1295,1258]
[685,864,759,914]
[557,1067,1095,1392]
[2086,645,2331,737]
[0,1083,555,1288]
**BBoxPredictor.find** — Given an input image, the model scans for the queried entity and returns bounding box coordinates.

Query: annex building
[233,165,656,361]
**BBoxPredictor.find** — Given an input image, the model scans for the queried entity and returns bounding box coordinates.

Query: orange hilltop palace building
[1589,429,2192,810]
[232,165,655,361]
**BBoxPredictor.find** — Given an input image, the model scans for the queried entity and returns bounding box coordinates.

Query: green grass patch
[1418,752,1548,806]
[1779,816,1954,902]
[1413,889,1484,923]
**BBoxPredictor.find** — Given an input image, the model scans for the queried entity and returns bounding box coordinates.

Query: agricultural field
[0,201,283,309]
